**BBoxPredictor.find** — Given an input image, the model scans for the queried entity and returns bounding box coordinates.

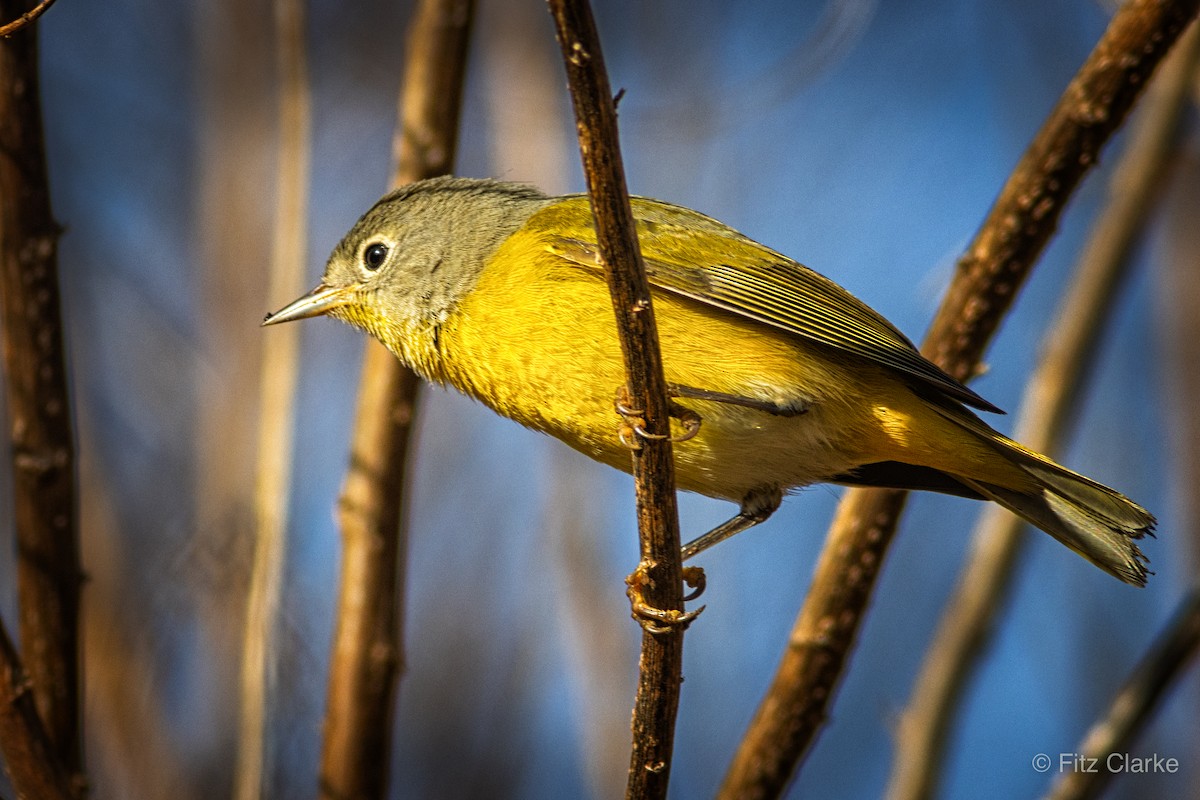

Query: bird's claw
[614,386,702,450]
[626,562,706,634]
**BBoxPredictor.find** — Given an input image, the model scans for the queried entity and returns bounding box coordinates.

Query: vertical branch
[887,21,1200,800]
[0,619,77,799]
[319,1,474,798]
[718,3,1200,798]
[388,0,475,188]
[192,4,276,769]
[0,0,82,787]
[546,2,688,798]
[237,0,311,797]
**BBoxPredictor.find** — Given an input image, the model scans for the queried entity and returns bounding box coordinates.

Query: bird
[263,176,1153,585]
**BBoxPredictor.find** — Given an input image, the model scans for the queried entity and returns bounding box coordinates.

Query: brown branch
[547,2,688,798]
[1044,588,1200,800]
[887,21,1200,800]
[546,0,688,794]
[0,0,54,38]
[0,619,78,800]
[717,3,1200,798]
[0,1,83,789]
[318,2,474,799]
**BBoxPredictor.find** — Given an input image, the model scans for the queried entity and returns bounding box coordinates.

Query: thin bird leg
[681,487,783,561]
[669,383,811,417]
[616,383,806,449]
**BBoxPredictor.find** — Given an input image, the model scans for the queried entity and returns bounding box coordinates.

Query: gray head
[262,176,553,343]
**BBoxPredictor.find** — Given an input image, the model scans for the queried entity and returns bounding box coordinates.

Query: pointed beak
[262,283,353,326]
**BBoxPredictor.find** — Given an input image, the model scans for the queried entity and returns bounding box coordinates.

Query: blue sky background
[9,0,1197,797]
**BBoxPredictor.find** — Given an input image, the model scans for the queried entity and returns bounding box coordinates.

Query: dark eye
[363,242,388,270]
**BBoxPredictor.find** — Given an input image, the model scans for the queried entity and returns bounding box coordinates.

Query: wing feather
[545,196,1001,413]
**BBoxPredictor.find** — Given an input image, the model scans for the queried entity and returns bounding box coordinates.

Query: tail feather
[925,402,1154,586]
[1012,453,1155,533]
[960,476,1153,586]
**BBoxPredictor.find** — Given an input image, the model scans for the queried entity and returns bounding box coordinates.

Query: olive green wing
[547,195,1000,413]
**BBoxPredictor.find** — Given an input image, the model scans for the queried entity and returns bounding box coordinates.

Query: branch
[0,619,78,800]
[0,0,54,38]
[1044,588,1200,800]
[887,21,1200,800]
[237,0,311,796]
[718,3,1200,797]
[318,2,474,798]
[0,1,83,787]
[546,2,688,798]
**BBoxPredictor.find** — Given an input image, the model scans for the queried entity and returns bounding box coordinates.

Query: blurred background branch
[1044,588,1200,800]
[319,1,475,798]
[237,0,312,796]
[718,2,1200,798]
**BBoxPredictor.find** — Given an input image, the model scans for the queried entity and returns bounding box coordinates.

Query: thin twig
[717,3,1200,798]
[546,2,688,798]
[318,2,474,798]
[887,21,1200,800]
[237,0,311,796]
[0,0,55,38]
[1044,588,1200,800]
[0,619,78,800]
[0,1,83,788]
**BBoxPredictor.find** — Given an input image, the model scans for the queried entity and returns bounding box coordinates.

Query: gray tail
[923,402,1154,586]
[959,460,1153,587]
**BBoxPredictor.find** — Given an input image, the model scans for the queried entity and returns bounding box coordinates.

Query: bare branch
[0,619,78,800]
[0,1,82,786]
[0,0,55,38]
[546,1,688,798]
[718,3,1200,797]
[318,2,474,798]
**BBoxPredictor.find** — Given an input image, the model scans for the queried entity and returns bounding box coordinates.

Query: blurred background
[3,0,1197,796]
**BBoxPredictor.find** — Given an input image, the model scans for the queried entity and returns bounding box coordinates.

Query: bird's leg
[613,385,789,629]
[614,385,709,630]
[681,487,783,561]
[615,382,810,450]
[669,383,811,417]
